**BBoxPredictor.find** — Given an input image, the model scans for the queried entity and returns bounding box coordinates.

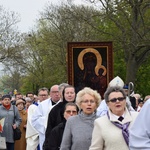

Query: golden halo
[77,48,106,76]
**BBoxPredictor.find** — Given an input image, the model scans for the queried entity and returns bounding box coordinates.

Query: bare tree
[0,5,21,62]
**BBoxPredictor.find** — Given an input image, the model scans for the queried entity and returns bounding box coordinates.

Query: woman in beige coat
[89,86,138,150]
[15,99,27,150]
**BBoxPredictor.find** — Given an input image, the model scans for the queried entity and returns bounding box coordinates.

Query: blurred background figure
[132,93,141,110]
[34,95,39,103]
[15,93,23,100]
[144,95,150,103]
[0,97,2,106]
[136,99,144,112]
[58,83,69,101]
[26,92,34,101]
[11,96,16,105]
[15,99,27,150]
[0,94,2,105]
[25,97,33,111]
[11,93,23,105]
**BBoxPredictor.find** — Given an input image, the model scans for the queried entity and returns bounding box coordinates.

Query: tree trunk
[125,55,138,84]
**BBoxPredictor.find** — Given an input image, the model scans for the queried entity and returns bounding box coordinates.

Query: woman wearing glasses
[89,86,138,150]
[60,87,101,150]
[45,103,78,150]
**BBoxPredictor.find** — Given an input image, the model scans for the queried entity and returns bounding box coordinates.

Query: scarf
[3,104,11,110]
[107,112,130,146]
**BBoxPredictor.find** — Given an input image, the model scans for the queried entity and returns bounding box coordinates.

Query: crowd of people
[0,76,150,150]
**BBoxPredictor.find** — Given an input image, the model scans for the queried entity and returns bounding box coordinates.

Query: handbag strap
[13,105,16,124]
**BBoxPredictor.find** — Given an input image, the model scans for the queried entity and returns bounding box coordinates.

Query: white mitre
[108,76,124,88]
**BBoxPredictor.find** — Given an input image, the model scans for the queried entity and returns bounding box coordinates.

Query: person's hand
[12,124,17,129]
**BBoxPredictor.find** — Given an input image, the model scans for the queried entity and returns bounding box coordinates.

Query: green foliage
[135,57,150,97]
[0,73,22,95]
[114,49,126,81]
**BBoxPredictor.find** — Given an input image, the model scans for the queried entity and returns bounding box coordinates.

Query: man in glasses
[31,85,61,150]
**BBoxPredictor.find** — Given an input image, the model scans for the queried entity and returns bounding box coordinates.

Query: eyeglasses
[81,100,96,104]
[65,110,77,114]
[51,91,59,93]
[28,95,33,97]
[108,97,125,103]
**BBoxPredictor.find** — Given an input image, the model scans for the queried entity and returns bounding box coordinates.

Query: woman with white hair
[60,87,101,150]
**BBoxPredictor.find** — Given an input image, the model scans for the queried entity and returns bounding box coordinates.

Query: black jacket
[43,102,67,150]
[43,86,76,150]
[44,120,66,150]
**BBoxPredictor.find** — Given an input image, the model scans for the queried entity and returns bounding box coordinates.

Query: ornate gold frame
[67,42,113,98]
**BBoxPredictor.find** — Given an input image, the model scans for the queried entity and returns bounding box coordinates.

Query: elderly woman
[14,99,27,150]
[0,95,22,150]
[89,86,138,150]
[60,87,101,150]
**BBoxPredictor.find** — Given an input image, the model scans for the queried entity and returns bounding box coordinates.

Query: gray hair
[104,86,126,103]
[25,97,32,102]
[76,87,101,109]
[59,83,69,91]
[38,87,49,95]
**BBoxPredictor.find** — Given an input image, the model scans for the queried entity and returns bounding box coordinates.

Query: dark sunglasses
[108,97,125,103]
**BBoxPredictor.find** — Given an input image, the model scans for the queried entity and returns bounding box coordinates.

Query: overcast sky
[1,0,86,33]
[0,0,87,72]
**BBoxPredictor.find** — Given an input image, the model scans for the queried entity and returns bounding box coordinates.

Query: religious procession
[0,0,150,150]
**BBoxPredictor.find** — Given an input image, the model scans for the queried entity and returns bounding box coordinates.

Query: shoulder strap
[13,105,16,124]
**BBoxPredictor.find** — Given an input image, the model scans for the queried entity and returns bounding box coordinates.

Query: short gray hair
[38,87,49,95]
[59,83,69,91]
[104,86,126,103]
